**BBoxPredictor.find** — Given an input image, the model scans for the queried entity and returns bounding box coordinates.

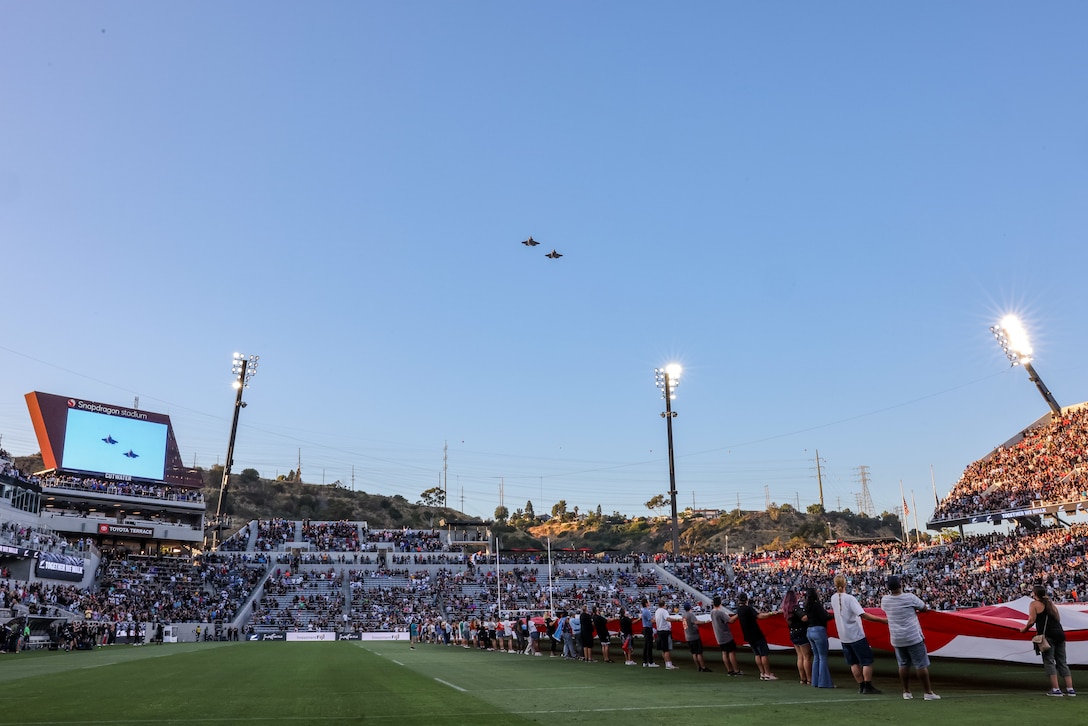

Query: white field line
[435,677,467,692]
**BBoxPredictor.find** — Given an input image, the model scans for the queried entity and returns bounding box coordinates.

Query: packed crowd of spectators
[39,475,204,503]
[254,518,295,551]
[3,510,1087,646]
[0,454,29,482]
[363,527,445,552]
[932,407,1088,522]
[44,551,265,626]
[669,523,1088,613]
[1,578,85,616]
[390,552,468,565]
[302,520,362,551]
[1,521,88,558]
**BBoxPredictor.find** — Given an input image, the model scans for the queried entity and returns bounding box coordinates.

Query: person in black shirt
[593,606,613,662]
[579,607,596,662]
[801,587,835,688]
[735,592,780,680]
[1019,584,1076,696]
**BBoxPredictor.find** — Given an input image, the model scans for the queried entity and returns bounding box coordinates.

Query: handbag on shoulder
[1031,615,1051,652]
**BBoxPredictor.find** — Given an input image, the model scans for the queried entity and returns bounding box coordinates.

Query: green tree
[419,486,445,507]
[524,500,535,519]
[551,500,568,519]
[494,505,509,523]
[645,494,667,513]
[240,468,260,483]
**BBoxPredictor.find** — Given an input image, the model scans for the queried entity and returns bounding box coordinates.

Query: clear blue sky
[2,2,1086,527]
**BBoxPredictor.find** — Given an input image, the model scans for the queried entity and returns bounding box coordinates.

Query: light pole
[990,315,1061,415]
[213,352,259,549]
[655,364,682,559]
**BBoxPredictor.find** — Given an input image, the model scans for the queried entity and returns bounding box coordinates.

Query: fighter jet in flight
[545,249,563,259]
[123,449,139,459]
[102,435,118,445]
[522,236,540,247]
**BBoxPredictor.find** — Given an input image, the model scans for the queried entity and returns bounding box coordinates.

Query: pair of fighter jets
[103,434,139,458]
[521,236,562,259]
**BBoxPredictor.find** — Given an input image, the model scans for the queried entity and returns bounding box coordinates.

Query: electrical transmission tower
[856,465,876,517]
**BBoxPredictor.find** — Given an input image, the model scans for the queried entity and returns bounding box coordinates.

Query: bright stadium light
[992,315,1033,365]
[654,364,682,558]
[213,352,260,549]
[990,316,1060,416]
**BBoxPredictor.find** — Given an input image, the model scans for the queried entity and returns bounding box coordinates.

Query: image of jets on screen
[60,405,168,480]
[25,392,201,487]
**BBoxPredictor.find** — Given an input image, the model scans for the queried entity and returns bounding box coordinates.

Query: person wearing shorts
[832,574,886,694]
[881,575,939,701]
[735,592,779,680]
[654,599,681,669]
[710,595,741,676]
[682,602,710,672]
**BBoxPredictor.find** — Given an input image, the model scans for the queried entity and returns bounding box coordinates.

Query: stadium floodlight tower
[213,352,259,549]
[654,364,682,559]
[990,315,1061,416]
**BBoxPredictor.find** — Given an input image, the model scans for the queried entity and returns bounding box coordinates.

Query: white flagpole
[911,490,921,545]
[899,480,909,544]
[930,464,939,507]
[547,537,554,615]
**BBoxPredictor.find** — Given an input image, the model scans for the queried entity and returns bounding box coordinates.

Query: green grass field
[0,640,1080,725]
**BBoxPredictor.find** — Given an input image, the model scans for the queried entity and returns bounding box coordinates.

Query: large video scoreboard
[25,391,202,488]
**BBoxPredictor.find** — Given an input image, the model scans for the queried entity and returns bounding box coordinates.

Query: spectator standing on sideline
[881,575,939,701]
[640,598,657,667]
[529,616,542,656]
[782,589,812,684]
[546,616,559,657]
[832,574,885,694]
[570,609,583,659]
[654,599,682,670]
[619,607,636,665]
[735,592,779,681]
[682,602,711,672]
[559,611,577,659]
[593,606,613,663]
[1019,584,1076,697]
[710,595,741,676]
[802,587,835,689]
[579,606,596,662]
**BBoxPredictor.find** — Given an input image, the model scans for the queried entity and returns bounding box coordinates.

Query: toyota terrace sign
[98,523,155,537]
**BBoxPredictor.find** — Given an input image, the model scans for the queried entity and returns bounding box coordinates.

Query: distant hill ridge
[13,455,906,552]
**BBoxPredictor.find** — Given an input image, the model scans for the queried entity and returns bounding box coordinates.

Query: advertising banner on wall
[34,551,85,582]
